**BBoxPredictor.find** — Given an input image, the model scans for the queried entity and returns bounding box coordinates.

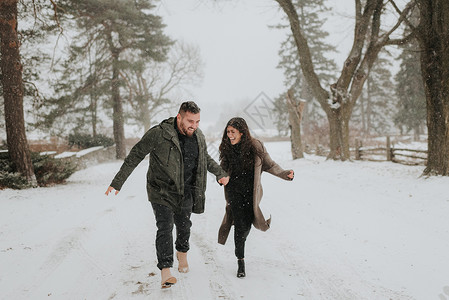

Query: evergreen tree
[0,1,61,137]
[274,0,337,145]
[352,52,396,136]
[56,0,172,159]
[0,0,36,185]
[35,41,109,137]
[394,40,426,141]
[272,92,289,136]
[0,0,57,185]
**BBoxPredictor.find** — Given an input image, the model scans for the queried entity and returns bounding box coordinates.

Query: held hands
[287,170,294,180]
[106,177,231,195]
[105,186,119,196]
[218,176,230,186]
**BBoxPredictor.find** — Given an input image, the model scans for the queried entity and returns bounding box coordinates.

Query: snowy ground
[1,141,449,300]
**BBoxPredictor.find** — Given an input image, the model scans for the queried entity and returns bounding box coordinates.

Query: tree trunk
[327,108,350,160]
[89,65,98,138]
[416,0,449,175]
[413,124,420,142]
[91,95,97,138]
[89,88,97,138]
[360,92,367,135]
[286,89,305,159]
[111,51,126,159]
[366,77,372,136]
[0,0,36,184]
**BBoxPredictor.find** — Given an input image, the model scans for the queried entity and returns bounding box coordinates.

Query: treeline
[1,0,449,188]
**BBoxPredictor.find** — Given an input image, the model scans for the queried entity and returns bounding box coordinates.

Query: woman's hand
[218,176,230,186]
[287,170,294,180]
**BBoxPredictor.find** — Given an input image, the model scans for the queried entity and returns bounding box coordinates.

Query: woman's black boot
[237,259,245,278]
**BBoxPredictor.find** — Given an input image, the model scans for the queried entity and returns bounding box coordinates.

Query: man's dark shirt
[175,121,199,196]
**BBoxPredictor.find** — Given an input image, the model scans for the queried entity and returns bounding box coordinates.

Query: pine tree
[56,0,172,159]
[276,0,337,90]
[35,41,109,137]
[2,1,58,136]
[0,0,36,185]
[352,52,396,136]
[394,40,426,141]
[274,0,337,154]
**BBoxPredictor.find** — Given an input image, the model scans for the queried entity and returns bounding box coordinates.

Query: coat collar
[159,117,204,149]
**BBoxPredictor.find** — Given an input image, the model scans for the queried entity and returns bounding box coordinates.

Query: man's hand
[218,176,230,186]
[105,186,119,196]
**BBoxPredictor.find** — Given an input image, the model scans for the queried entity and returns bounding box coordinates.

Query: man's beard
[180,123,195,137]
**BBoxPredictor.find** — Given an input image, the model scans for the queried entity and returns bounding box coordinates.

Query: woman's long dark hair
[219,117,262,173]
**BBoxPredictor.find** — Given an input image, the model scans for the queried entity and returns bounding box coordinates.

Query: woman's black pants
[228,191,254,260]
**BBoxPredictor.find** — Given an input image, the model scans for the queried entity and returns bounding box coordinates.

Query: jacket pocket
[166,146,172,166]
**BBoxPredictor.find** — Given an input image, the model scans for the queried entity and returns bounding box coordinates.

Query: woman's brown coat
[218,139,292,245]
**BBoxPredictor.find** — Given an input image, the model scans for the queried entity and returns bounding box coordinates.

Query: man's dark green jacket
[110,117,227,214]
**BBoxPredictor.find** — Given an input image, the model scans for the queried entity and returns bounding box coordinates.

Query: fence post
[355,138,361,160]
[386,136,392,161]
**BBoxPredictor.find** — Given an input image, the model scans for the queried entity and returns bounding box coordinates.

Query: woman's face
[227,125,243,145]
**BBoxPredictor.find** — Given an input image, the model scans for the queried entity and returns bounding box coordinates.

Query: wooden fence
[354,137,427,166]
[0,146,116,170]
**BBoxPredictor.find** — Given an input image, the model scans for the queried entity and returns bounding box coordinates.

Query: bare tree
[0,0,36,184]
[123,41,204,132]
[275,0,414,160]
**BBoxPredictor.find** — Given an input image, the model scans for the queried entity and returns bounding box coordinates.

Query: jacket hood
[160,117,176,133]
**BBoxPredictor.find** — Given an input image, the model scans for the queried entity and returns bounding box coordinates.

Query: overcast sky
[155,0,355,125]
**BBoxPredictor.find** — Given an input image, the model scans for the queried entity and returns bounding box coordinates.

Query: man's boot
[176,251,189,273]
[161,268,176,288]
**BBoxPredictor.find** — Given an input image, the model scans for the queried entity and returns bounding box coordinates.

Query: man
[105,101,229,288]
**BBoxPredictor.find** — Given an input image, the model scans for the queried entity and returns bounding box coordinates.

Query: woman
[218,117,294,278]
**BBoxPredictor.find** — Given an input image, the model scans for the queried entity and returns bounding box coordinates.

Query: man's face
[177,111,200,137]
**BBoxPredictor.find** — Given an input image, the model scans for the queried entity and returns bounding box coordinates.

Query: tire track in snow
[16,208,114,299]
[191,231,236,300]
[277,244,358,300]
[250,251,308,298]
[275,238,414,300]
[107,203,147,298]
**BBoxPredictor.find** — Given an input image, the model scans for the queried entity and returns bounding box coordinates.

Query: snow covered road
[1,141,449,300]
